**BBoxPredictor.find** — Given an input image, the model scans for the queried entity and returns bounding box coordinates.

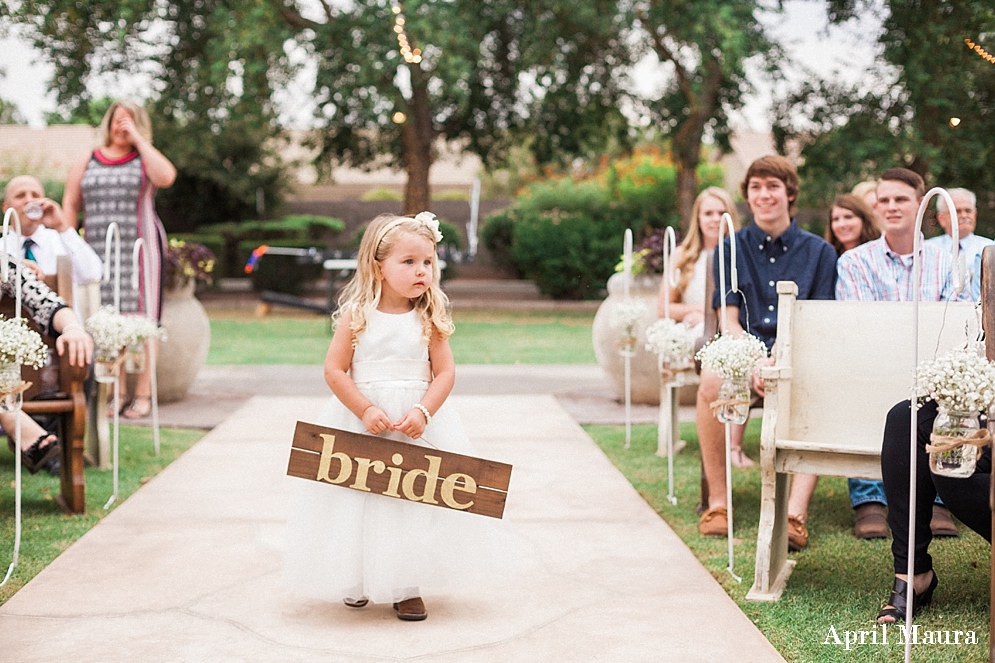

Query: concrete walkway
[0,390,782,662]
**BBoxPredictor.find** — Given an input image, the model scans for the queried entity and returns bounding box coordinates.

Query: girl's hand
[361,406,392,435]
[394,408,427,439]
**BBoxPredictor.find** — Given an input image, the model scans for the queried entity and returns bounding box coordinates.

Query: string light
[391,1,422,64]
[965,38,995,64]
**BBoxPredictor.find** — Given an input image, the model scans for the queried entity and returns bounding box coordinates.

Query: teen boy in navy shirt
[697,156,837,542]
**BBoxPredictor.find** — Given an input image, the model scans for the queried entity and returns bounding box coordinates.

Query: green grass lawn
[0,426,204,606]
[586,421,990,663]
[206,309,597,365]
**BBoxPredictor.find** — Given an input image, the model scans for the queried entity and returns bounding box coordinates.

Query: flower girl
[285,212,502,621]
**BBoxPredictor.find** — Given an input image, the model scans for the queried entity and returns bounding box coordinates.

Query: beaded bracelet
[61,323,85,334]
[413,403,432,424]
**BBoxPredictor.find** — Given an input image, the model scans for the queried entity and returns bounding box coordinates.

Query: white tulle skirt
[284,380,508,604]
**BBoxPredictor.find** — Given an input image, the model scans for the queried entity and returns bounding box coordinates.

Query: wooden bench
[746,280,976,601]
[2,256,88,514]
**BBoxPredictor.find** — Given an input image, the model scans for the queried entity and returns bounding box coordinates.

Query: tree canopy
[632,0,782,224]
[775,0,995,225]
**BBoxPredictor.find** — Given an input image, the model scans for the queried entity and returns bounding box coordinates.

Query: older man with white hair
[926,187,993,301]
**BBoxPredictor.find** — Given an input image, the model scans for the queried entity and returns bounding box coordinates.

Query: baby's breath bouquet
[695,332,768,379]
[121,315,166,374]
[611,299,648,355]
[696,332,768,425]
[123,315,166,346]
[0,317,48,393]
[916,347,995,478]
[645,318,696,385]
[916,347,995,413]
[85,306,132,362]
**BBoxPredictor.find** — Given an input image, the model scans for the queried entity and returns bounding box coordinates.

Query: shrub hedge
[481,151,725,299]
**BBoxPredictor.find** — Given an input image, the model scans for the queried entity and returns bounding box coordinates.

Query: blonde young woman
[656,187,753,467]
[63,99,176,419]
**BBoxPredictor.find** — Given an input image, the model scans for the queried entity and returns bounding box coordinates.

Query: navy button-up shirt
[711,220,837,349]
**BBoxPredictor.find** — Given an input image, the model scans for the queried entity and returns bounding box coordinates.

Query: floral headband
[373,211,443,251]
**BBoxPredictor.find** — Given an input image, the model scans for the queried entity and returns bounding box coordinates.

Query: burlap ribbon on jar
[710,397,751,418]
[926,428,992,454]
[0,380,33,400]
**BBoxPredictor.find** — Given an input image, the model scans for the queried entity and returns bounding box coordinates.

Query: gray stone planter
[156,281,210,403]
[592,272,664,405]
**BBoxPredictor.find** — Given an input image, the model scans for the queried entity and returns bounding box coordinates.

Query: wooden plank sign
[287,421,513,519]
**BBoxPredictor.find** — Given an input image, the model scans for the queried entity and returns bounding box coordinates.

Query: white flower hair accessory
[414,211,444,243]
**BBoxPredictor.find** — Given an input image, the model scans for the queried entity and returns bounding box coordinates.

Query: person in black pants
[877,399,992,623]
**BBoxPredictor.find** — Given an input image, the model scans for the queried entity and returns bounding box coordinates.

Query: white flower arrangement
[610,299,648,342]
[695,332,768,379]
[916,347,995,413]
[123,315,166,346]
[0,316,48,369]
[85,306,133,360]
[645,318,696,363]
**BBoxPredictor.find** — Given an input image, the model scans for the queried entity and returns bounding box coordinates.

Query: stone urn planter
[592,272,664,405]
[156,280,210,403]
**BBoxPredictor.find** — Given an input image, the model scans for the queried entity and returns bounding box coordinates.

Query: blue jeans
[849,478,944,508]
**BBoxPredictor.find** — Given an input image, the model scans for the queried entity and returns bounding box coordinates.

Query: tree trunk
[672,116,704,231]
[402,64,434,215]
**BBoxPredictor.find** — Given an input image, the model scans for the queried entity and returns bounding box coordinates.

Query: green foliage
[0,97,26,125]
[777,0,995,233]
[432,189,469,202]
[487,178,622,300]
[634,0,782,221]
[44,97,113,126]
[14,0,297,231]
[482,149,726,297]
[197,215,343,277]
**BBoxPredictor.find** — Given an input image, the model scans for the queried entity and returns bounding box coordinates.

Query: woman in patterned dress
[63,99,176,419]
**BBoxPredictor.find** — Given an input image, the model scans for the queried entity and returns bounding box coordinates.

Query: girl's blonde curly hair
[335,213,454,346]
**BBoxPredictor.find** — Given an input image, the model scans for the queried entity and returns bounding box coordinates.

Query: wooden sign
[287,421,513,519]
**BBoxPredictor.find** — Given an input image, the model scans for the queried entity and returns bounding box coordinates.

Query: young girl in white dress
[284,212,501,621]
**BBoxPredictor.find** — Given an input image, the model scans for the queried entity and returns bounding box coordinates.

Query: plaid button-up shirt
[836,236,969,302]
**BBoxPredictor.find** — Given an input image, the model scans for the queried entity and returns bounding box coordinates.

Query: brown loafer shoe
[854,503,889,540]
[698,506,728,537]
[787,515,808,551]
[393,597,427,621]
[930,505,959,538]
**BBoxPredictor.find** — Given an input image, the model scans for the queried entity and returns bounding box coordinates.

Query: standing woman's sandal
[122,396,152,419]
[21,433,59,475]
[876,572,938,623]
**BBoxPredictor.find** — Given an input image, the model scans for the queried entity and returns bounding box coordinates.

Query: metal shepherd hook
[659,225,679,505]
[623,228,634,449]
[906,187,962,663]
[0,207,26,587]
[103,222,122,510]
[716,211,742,582]
[132,239,160,455]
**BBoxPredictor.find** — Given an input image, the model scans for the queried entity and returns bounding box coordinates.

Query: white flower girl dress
[284,309,504,604]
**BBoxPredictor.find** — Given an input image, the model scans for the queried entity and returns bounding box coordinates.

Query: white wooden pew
[746,281,977,601]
